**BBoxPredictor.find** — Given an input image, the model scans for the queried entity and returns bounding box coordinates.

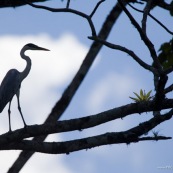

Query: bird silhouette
[0,43,49,131]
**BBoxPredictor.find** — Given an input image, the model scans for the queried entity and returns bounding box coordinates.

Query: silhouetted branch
[128,3,173,35]
[1,113,172,154]
[142,0,153,33]
[1,99,173,148]
[142,0,173,11]
[154,74,168,104]
[118,0,162,72]
[25,0,102,36]
[66,0,70,8]
[89,36,157,74]
[1,134,171,154]
[164,84,173,94]
[90,0,105,18]
[0,0,48,8]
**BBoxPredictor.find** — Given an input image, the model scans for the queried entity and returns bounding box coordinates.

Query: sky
[0,0,173,173]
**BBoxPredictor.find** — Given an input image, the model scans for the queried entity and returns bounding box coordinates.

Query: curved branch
[118,0,162,72]
[1,99,173,147]
[142,0,153,33]
[26,1,97,36]
[66,0,70,8]
[1,135,171,154]
[1,112,172,154]
[128,3,173,35]
[90,0,105,18]
[89,36,158,74]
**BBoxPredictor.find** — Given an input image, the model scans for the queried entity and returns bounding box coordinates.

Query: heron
[0,43,49,132]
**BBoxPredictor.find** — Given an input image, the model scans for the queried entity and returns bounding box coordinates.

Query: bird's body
[0,69,21,112]
[0,43,49,131]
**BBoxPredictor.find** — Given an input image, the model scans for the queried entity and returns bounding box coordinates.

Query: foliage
[157,39,173,70]
[129,89,152,102]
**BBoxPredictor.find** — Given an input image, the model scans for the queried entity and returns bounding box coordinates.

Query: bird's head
[24,43,50,51]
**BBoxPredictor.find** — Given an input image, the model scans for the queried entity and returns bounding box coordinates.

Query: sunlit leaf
[129,89,152,102]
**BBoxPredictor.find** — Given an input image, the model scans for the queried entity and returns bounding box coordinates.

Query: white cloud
[0,33,88,173]
[85,72,137,113]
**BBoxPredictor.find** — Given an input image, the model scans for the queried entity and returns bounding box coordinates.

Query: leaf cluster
[129,89,152,102]
[157,39,173,70]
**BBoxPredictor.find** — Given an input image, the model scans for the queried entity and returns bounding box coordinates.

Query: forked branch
[25,0,105,36]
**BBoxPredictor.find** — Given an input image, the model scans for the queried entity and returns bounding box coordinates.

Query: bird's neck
[20,49,32,81]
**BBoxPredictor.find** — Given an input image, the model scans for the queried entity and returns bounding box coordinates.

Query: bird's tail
[0,99,6,113]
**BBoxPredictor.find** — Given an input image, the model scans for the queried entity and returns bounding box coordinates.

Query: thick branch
[1,135,171,154]
[0,0,48,8]
[1,112,172,154]
[1,99,173,147]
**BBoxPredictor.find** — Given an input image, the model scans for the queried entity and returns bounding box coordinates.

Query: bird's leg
[16,91,27,128]
[8,100,12,132]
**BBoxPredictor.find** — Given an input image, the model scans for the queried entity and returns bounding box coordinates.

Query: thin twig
[26,1,96,36]
[128,3,173,35]
[89,36,158,74]
[90,0,105,18]
[164,83,173,94]
[118,0,162,72]
[66,0,70,8]
[142,0,153,33]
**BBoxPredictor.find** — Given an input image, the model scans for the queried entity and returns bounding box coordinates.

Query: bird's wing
[0,69,21,112]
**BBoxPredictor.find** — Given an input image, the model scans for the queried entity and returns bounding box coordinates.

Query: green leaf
[129,97,139,102]
[140,89,144,98]
[156,39,173,70]
[129,89,152,102]
[146,90,152,99]
[133,92,141,100]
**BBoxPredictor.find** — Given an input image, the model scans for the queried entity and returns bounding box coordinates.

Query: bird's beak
[37,46,50,51]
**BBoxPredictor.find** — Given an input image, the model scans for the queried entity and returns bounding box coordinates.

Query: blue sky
[0,0,173,173]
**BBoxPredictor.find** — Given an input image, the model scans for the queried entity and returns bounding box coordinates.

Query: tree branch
[1,112,172,154]
[164,83,173,94]
[90,0,105,18]
[88,36,157,74]
[1,135,171,154]
[0,0,48,8]
[118,0,162,72]
[25,0,97,36]
[142,0,173,11]
[1,99,173,148]
[66,0,70,8]
[128,3,173,35]
[141,0,153,33]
